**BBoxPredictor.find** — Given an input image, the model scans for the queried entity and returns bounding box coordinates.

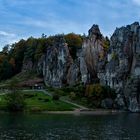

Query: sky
[0,0,140,49]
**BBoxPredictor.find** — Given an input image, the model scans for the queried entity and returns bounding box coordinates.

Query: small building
[19,78,44,89]
[33,83,44,89]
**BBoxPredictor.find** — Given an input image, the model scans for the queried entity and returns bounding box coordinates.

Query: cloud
[0,31,19,49]
[132,0,140,5]
[0,0,140,50]
[18,17,88,35]
[21,19,47,28]
[0,31,15,37]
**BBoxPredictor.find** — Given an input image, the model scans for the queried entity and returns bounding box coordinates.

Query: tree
[0,33,83,82]
[103,36,110,51]
[9,57,15,65]
[2,45,9,54]
[24,37,38,62]
[5,79,26,112]
[65,33,82,59]
[0,59,13,80]
[41,33,47,38]
[11,39,26,73]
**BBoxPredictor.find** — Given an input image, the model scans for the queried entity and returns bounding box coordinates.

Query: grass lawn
[0,91,77,112]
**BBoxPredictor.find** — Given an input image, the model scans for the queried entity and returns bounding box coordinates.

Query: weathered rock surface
[22,22,140,112]
[124,76,140,112]
[22,60,33,72]
[99,22,140,112]
[67,59,81,85]
[43,35,73,87]
[101,98,113,109]
[80,25,107,84]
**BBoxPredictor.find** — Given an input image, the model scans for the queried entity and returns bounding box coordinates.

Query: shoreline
[0,109,127,115]
[41,109,127,115]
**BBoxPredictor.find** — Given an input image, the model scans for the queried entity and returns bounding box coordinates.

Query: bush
[24,93,36,98]
[81,97,88,104]
[56,90,66,96]
[85,84,116,108]
[69,92,76,100]
[5,90,26,111]
[5,79,26,112]
[86,84,116,99]
[30,107,42,112]
[86,84,103,97]
[65,33,82,59]
[38,97,43,100]
[111,52,118,60]
[102,86,116,99]
[63,84,85,98]
[52,94,60,100]
[43,98,50,102]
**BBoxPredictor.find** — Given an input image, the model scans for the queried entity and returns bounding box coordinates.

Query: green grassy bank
[0,90,77,112]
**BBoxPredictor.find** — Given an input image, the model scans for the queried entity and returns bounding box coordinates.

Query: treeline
[0,33,83,81]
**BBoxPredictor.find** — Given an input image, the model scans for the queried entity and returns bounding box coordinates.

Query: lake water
[0,113,139,140]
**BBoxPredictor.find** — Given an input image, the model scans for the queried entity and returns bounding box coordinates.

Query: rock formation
[80,24,107,84]
[98,22,140,112]
[43,35,73,87]
[27,22,140,112]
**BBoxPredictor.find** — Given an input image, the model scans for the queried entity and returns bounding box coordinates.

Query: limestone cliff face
[22,60,33,72]
[80,25,107,84]
[23,22,140,112]
[66,58,81,86]
[65,25,107,85]
[43,35,73,87]
[99,22,140,112]
[75,22,140,112]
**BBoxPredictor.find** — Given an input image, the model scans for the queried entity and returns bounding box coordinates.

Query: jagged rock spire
[88,24,102,38]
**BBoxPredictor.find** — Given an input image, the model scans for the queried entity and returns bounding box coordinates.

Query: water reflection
[0,113,139,140]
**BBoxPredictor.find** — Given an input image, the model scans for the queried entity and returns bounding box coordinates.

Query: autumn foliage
[0,33,83,81]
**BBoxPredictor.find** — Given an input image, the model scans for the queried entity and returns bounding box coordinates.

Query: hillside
[0,22,140,112]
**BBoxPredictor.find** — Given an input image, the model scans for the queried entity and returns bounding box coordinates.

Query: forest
[0,33,83,81]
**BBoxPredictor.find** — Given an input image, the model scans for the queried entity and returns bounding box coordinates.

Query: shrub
[102,85,116,99]
[69,92,76,100]
[85,84,103,98]
[85,84,116,108]
[103,37,110,51]
[65,33,82,59]
[56,90,66,96]
[5,90,26,111]
[30,107,42,112]
[86,84,116,99]
[43,98,50,102]
[111,52,117,60]
[48,84,85,98]
[24,93,36,98]
[5,79,26,112]
[38,97,43,100]
[81,97,88,104]
[52,94,60,100]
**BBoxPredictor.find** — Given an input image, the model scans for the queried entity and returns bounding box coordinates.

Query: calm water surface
[0,113,140,140]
